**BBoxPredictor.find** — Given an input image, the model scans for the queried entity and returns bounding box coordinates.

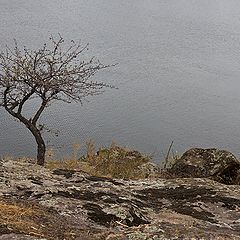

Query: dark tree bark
[28,124,46,166]
[4,100,46,165]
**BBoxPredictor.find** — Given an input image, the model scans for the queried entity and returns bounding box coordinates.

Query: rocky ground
[0,148,239,240]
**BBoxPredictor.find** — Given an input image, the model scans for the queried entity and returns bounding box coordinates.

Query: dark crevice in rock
[126,208,150,226]
[85,176,124,185]
[53,188,146,210]
[83,203,121,227]
[52,169,76,179]
[28,177,43,185]
[53,189,121,203]
[135,186,240,223]
[220,198,240,210]
[212,163,240,185]
[170,165,207,178]
[171,204,217,223]
[20,190,34,198]
[13,189,46,200]
[31,193,46,199]
[83,203,150,227]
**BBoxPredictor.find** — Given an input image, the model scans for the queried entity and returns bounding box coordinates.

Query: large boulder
[171,148,240,184]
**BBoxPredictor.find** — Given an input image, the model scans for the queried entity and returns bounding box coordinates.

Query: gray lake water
[1,0,240,161]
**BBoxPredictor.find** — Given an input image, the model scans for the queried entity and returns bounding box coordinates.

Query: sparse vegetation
[86,142,150,179]
[0,198,112,239]
[162,153,181,169]
[46,141,152,180]
[0,198,73,239]
[162,141,180,169]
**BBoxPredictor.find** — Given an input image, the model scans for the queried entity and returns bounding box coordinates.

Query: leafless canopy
[0,35,113,110]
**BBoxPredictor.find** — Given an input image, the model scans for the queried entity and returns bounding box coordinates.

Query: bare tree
[0,35,113,166]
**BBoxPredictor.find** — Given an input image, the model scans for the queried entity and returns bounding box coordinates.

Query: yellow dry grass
[4,140,151,180]
[0,200,48,237]
[46,142,151,179]
[0,199,103,239]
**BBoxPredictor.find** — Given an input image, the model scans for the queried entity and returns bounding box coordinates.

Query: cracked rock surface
[0,159,239,239]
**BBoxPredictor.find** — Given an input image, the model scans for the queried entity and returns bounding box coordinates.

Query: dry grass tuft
[46,158,84,171]
[0,201,39,234]
[46,141,151,179]
[0,199,58,238]
[0,198,93,239]
[87,142,150,179]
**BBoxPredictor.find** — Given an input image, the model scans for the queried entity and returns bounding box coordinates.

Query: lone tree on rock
[0,35,113,166]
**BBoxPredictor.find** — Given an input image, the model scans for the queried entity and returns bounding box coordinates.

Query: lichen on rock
[170,148,240,185]
[0,147,240,239]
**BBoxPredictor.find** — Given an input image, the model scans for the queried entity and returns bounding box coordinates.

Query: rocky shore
[0,148,239,239]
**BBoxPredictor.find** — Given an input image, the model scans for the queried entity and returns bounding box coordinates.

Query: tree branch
[32,99,47,125]
[17,87,36,114]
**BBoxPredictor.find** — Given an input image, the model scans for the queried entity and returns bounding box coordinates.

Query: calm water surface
[1,0,240,161]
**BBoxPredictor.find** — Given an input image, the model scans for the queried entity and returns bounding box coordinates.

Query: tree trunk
[28,124,46,166]
[36,134,46,166]
[4,106,46,166]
